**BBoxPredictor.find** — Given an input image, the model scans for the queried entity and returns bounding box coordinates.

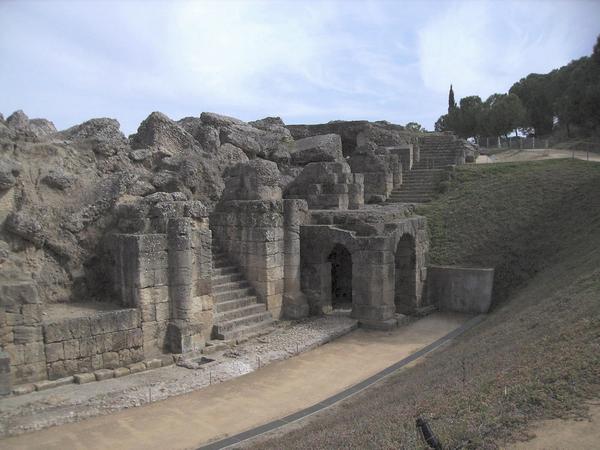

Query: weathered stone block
[68,317,92,339]
[47,361,67,380]
[140,303,156,322]
[102,351,119,369]
[79,338,95,357]
[155,302,170,321]
[43,321,71,343]
[13,325,42,344]
[138,286,169,306]
[94,369,114,381]
[167,321,204,354]
[63,340,79,360]
[145,358,162,369]
[127,328,143,348]
[91,354,103,370]
[21,304,42,325]
[24,342,45,363]
[74,373,96,384]
[14,362,46,383]
[0,283,40,307]
[114,367,130,378]
[34,376,73,391]
[64,359,79,375]
[12,384,35,395]
[77,357,93,373]
[111,331,128,351]
[127,362,146,374]
[159,354,174,367]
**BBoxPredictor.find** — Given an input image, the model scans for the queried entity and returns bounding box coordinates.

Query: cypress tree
[448,84,457,112]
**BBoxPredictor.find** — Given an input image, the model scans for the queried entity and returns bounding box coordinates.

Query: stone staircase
[387,169,446,203]
[388,134,464,204]
[211,244,273,341]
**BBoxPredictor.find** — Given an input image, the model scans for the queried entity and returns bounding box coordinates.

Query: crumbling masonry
[0,111,471,390]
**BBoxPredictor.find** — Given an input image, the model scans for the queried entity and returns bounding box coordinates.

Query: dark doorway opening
[328,244,352,310]
[395,234,416,313]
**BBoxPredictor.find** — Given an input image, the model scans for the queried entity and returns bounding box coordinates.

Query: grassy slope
[249,160,600,449]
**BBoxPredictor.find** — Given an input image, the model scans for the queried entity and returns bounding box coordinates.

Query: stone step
[389,195,434,202]
[214,318,275,341]
[213,287,255,302]
[212,273,244,285]
[387,198,432,204]
[216,320,274,341]
[406,168,445,173]
[215,303,267,322]
[390,191,436,197]
[214,296,259,313]
[404,178,442,183]
[212,280,251,293]
[214,311,273,333]
[212,265,238,276]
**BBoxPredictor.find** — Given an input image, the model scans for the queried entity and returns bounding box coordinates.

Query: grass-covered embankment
[424,159,600,304]
[249,159,600,449]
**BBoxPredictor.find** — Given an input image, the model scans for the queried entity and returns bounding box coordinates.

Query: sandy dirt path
[506,403,600,450]
[476,148,600,164]
[0,312,469,450]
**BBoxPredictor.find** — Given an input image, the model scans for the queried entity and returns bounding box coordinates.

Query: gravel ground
[0,314,357,438]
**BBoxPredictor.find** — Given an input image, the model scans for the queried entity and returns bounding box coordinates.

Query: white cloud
[1,0,598,132]
[417,0,600,103]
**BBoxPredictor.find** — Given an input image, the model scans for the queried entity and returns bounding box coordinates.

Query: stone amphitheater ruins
[0,109,474,393]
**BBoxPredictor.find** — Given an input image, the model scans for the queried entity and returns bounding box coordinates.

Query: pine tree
[448,84,457,113]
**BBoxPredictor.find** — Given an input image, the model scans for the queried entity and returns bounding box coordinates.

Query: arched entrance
[327,244,352,310]
[395,234,416,313]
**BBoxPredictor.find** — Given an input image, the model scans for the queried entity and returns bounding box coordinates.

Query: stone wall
[211,200,286,319]
[0,280,145,384]
[113,220,212,355]
[0,282,45,384]
[300,211,429,329]
[427,265,494,314]
[348,153,396,203]
[42,309,142,380]
[285,161,364,210]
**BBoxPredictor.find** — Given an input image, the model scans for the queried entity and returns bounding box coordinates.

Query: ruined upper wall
[287,120,417,157]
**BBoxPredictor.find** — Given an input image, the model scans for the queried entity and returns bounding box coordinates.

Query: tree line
[435,35,600,141]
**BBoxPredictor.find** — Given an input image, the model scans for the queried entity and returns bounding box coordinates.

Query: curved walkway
[1,312,478,450]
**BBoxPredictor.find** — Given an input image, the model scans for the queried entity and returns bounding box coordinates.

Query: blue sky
[1,0,599,134]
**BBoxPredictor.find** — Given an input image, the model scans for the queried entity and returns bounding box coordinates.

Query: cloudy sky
[1,0,599,134]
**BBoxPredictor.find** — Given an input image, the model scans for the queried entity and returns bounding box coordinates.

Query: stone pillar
[282,199,309,319]
[300,261,332,315]
[351,238,397,329]
[348,174,364,210]
[167,218,206,354]
[167,218,194,321]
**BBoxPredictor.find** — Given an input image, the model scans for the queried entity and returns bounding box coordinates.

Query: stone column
[168,218,194,321]
[282,199,309,319]
[167,218,204,354]
[351,238,397,329]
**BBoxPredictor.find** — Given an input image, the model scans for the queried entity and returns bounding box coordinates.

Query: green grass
[249,159,600,449]
[418,159,600,304]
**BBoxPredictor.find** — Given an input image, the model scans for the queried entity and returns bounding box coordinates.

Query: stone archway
[327,244,353,310]
[395,234,416,313]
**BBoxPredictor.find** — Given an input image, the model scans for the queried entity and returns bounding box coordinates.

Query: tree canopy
[436,34,600,138]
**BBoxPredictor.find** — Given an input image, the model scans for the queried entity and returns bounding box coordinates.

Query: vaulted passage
[328,244,353,309]
[395,234,416,313]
